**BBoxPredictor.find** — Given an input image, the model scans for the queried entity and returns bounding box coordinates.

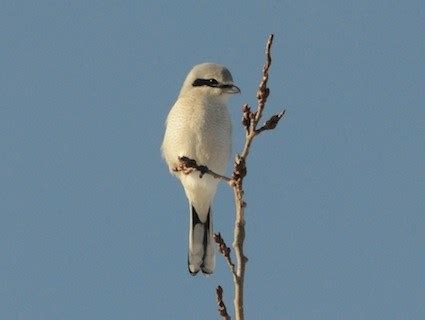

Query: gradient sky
[1,1,424,319]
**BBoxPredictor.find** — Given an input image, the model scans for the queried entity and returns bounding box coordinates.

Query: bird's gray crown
[190,63,233,82]
[179,63,239,97]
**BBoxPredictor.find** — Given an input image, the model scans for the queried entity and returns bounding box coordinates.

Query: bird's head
[179,63,240,100]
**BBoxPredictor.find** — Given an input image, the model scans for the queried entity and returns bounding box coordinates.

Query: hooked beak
[220,84,241,94]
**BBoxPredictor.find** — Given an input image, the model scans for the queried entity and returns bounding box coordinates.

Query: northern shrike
[162,63,240,275]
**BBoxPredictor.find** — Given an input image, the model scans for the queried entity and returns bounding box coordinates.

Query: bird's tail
[188,205,215,275]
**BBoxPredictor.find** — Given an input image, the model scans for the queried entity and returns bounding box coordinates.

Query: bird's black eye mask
[192,78,235,90]
[192,78,219,87]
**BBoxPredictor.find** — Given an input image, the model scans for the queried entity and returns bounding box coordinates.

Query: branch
[177,156,232,183]
[231,33,284,320]
[239,35,285,160]
[255,110,286,134]
[216,286,231,320]
[254,34,273,125]
[214,233,236,276]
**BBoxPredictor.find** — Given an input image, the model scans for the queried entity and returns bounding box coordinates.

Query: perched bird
[162,63,240,275]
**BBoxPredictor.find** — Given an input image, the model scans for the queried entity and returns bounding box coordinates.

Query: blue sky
[1,1,424,319]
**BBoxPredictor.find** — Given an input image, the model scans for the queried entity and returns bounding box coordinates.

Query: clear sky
[1,1,424,319]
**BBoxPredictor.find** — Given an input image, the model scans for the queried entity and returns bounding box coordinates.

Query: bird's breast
[163,97,231,174]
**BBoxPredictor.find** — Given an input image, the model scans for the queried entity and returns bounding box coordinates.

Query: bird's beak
[221,84,241,94]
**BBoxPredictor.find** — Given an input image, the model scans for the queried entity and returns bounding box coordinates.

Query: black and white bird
[162,63,240,275]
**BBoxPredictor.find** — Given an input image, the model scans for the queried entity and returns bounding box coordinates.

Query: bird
[161,63,240,275]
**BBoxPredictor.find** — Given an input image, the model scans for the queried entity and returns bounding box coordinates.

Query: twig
[214,233,236,276]
[231,34,280,320]
[216,286,231,320]
[177,156,232,183]
[255,110,286,134]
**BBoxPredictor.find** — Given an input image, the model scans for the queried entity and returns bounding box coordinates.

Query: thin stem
[216,286,231,320]
[232,34,275,320]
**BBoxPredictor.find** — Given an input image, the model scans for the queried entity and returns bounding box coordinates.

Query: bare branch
[255,110,286,134]
[177,156,232,183]
[232,155,247,182]
[241,104,252,134]
[254,34,274,125]
[216,286,231,320]
[231,33,283,320]
[214,233,236,276]
[184,34,282,320]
